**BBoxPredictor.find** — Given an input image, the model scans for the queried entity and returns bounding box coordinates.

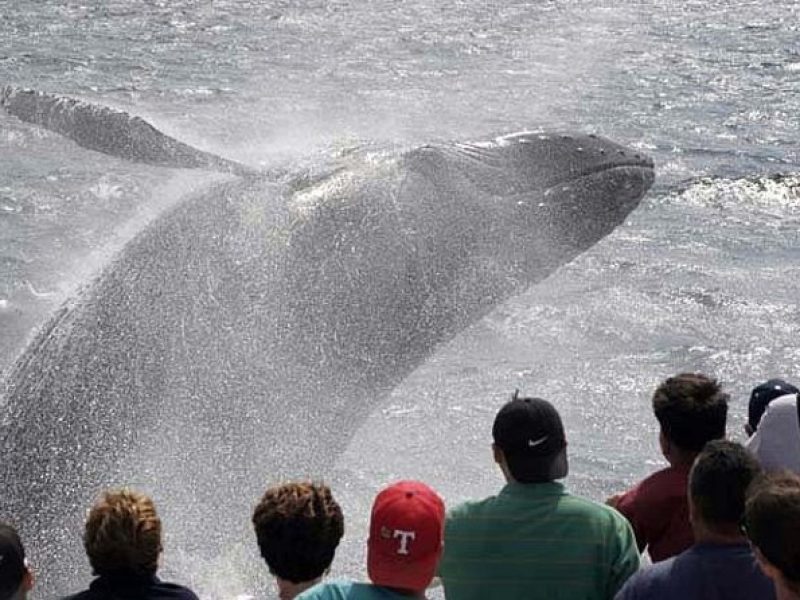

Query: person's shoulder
[297,581,404,600]
[637,465,686,488]
[563,491,634,525]
[446,493,500,520]
[615,556,676,599]
[621,465,687,504]
[153,580,201,600]
[59,592,91,600]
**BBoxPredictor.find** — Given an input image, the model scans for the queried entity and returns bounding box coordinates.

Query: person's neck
[666,448,697,468]
[381,585,426,598]
[275,576,320,599]
[692,520,747,546]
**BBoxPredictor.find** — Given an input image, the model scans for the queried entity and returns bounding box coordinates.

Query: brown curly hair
[252,482,344,583]
[83,489,162,577]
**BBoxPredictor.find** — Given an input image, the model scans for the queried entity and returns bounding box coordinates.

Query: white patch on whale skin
[291,169,360,216]
[497,130,546,145]
[289,158,400,218]
[24,281,56,299]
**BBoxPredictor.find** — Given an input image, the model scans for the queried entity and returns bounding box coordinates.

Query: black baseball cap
[492,394,567,482]
[0,523,26,600]
[748,379,799,431]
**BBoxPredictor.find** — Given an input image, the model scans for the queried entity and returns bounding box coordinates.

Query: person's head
[0,523,33,600]
[252,482,344,600]
[746,379,799,436]
[83,489,162,578]
[687,440,761,537]
[745,473,800,598]
[652,373,728,463]
[492,392,568,483]
[367,480,445,594]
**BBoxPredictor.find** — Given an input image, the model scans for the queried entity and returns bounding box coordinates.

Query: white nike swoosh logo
[528,436,549,447]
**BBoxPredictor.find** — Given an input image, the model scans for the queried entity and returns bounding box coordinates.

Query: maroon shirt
[615,464,694,562]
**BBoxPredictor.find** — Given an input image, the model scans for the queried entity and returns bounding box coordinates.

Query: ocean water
[1,1,799,598]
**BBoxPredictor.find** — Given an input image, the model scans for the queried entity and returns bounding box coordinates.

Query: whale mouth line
[567,161,655,183]
[469,162,655,199]
[433,140,654,192]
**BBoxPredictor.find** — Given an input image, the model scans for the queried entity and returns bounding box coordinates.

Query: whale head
[405,131,654,264]
[485,132,654,280]
[278,132,654,374]
[387,131,654,318]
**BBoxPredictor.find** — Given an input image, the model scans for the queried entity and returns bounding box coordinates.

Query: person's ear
[492,444,514,482]
[687,493,697,526]
[22,566,34,593]
[551,446,568,480]
[659,430,670,458]
[492,443,504,465]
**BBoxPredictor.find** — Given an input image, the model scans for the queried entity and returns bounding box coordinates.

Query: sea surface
[1,1,799,598]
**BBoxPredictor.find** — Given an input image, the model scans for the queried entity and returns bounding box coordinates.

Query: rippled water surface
[2,1,800,598]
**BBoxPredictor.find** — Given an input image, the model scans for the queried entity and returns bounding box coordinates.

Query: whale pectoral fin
[0,85,259,177]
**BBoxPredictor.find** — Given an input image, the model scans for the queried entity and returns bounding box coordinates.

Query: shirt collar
[90,573,160,589]
[499,481,566,498]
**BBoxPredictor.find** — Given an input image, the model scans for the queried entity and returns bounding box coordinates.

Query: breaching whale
[0,89,654,596]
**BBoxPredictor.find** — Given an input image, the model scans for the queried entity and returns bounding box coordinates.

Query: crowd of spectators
[2,372,800,599]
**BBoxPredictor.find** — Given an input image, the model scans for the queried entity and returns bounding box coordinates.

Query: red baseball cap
[367,481,445,592]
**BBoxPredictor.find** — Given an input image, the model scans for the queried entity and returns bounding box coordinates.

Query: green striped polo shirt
[438,482,640,600]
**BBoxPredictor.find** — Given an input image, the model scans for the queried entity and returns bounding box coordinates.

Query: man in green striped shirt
[438,393,640,599]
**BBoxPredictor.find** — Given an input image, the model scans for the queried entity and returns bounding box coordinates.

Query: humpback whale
[0,90,654,596]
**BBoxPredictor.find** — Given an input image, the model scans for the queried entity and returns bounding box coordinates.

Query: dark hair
[652,373,728,452]
[252,482,344,584]
[0,521,26,600]
[689,440,760,527]
[83,489,162,577]
[748,379,799,431]
[745,473,800,590]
